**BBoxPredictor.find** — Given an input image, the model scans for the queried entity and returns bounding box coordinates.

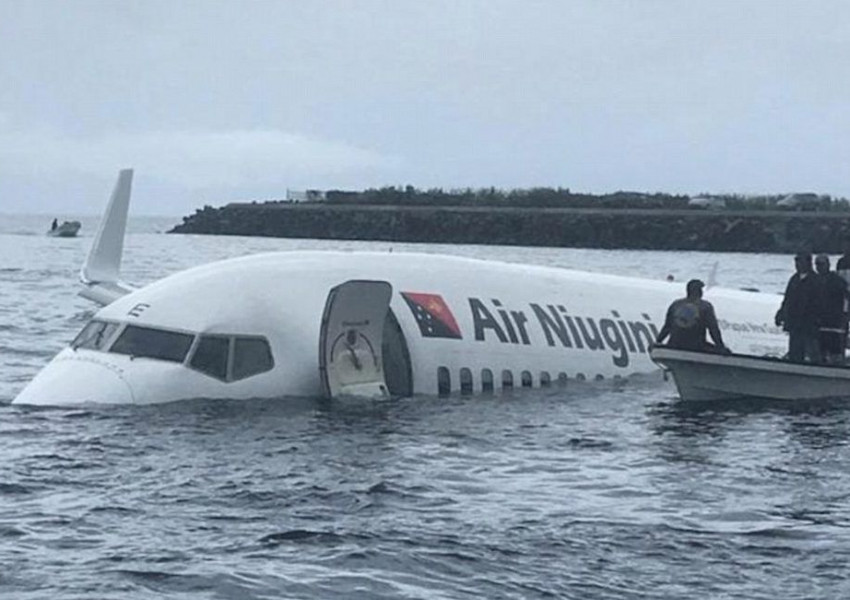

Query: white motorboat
[47,220,81,238]
[649,345,850,402]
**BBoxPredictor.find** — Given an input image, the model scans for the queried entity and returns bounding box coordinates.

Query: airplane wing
[78,169,137,305]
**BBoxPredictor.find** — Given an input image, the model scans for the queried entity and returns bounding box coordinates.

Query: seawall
[169,203,850,253]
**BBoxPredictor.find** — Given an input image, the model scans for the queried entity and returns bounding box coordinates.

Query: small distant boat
[649,345,850,402]
[48,220,81,238]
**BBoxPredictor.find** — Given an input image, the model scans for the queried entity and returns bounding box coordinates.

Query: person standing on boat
[655,279,730,354]
[51,218,58,231]
[836,242,850,355]
[836,241,850,285]
[814,254,848,364]
[775,252,822,363]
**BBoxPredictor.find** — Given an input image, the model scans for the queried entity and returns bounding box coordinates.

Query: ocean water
[1,214,848,599]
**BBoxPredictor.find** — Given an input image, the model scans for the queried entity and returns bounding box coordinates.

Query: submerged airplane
[12,170,789,405]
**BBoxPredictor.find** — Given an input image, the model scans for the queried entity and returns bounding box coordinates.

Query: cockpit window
[109,325,193,363]
[72,320,120,351]
[187,335,274,382]
[190,336,230,380]
[232,337,273,381]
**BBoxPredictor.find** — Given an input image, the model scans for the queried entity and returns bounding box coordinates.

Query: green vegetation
[313,186,850,212]
[323,186,690,208]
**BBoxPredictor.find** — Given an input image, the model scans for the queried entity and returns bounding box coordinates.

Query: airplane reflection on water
[12,170,787,406]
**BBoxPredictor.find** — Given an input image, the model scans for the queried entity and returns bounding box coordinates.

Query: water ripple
[2,224,850,598]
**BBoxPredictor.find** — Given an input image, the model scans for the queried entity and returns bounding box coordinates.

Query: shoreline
[169,203,850,254]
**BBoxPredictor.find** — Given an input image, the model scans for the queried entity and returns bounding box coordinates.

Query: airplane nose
[12,356,135,406]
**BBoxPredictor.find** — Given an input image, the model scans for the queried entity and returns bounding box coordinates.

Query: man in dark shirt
[655,279,730,353]
[815,254,848,364]
[775,252,822,363]
[836,242,850,355]
[836,241,850,283]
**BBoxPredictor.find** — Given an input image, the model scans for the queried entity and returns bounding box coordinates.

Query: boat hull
[650,347,850,401]
[48,221,81,237]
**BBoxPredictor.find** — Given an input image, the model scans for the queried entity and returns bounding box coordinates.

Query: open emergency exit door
[319,280,396,399]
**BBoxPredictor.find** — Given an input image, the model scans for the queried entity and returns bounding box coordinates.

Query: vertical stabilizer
[78,169,135,305]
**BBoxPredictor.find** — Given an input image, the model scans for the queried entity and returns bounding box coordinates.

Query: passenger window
[110,325,193,363]
[438,367,451,396]
[460,368,473,395]
[481,369,494,393]
[502,370,513,389]
[72,320,119,351]
[190,336,230,380]
[232,337,273,381]
[521,371,533,388]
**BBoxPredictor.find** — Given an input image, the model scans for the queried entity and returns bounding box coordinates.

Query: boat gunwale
[650,345,850,379]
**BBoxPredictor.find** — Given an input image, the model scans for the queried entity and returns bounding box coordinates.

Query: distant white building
[286,189,327,203]
[777,193,821,209]
[688,196,726,209]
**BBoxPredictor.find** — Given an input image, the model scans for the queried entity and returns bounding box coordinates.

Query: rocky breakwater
[169,202,850,253]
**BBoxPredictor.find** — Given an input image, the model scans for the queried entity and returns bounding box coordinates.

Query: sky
[1,0,850,216]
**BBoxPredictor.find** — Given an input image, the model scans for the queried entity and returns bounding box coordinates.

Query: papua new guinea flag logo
[401,292,463,339]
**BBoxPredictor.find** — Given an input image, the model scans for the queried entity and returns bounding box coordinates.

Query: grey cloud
[0,127,398,187]
[2,0,850,214]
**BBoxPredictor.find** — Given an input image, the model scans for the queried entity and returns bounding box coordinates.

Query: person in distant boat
[814,254,848,364]
[655,279,730,354]
[775,252,822,363]
[51,218,58,231]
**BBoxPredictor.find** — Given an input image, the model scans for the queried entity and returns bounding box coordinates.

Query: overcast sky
[2,0,849,216]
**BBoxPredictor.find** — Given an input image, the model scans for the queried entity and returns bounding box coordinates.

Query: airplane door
[319,280,396,399]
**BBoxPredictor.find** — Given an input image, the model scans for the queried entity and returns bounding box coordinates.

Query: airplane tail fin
[79,169,136,306]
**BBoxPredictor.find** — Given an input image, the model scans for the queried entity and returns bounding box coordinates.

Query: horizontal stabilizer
[79,280,135,306]
[78,169,136,305]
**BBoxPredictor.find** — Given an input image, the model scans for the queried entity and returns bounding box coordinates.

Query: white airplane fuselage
[13,249,788,405]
